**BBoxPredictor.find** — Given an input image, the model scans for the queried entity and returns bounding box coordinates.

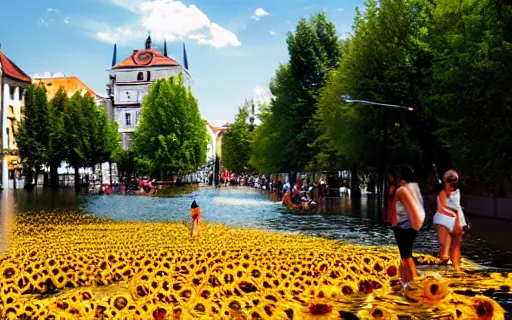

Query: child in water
[190,200,201,237]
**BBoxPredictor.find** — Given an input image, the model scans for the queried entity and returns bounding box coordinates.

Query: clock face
[134,51,153,65]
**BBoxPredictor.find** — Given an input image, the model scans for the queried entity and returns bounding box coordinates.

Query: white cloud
[337,8,344,12]
[270,31,277,36]
[251,8,269,21]
[47,7,58,13]
[64,17,71,24]
[92,0,240,48]
[37,18,50,26]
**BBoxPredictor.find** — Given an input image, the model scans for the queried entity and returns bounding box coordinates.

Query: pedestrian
[433,170,467,272]
[391,166,426,292]
[190,200,201,237]
[384,171,398,225]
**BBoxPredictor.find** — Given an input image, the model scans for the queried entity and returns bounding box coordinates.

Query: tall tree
[316,0,436,180]
[48,88,69,188]
[16,84,50,185]
[222,103,252,173]
[64,92,90,189]
[430,0,512,194]
[250,12,342,173]
[133,75,208,180]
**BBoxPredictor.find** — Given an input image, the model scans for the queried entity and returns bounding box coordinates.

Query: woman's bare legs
[436,224,451,260]
[402,258,418,283]
[450,233,463,271]
[191,218,199,237]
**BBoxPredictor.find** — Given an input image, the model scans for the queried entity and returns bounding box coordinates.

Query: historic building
[106,35,192,150]
[32,73,105,106]
[0,45,31,189]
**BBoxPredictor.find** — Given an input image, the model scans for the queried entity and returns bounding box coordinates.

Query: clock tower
[105,37,191,150]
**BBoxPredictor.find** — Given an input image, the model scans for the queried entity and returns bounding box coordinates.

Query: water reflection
[0,190,16,253]
[6,186,512,269]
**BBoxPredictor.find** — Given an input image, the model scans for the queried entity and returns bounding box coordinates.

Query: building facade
[106,36,192,150]
[32,73,105,106]
[0,46,31,189]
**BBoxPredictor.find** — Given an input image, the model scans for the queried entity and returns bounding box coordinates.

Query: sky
[0,0,362,126]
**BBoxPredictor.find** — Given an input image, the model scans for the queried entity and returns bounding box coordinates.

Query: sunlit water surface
[8,186,512,270]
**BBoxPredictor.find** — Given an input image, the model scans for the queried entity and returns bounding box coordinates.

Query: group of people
[386,165,467,293]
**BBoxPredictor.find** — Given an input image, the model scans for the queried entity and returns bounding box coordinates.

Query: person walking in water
[391,166,426,292]
[190,200,202,237]
[433,170,467,272]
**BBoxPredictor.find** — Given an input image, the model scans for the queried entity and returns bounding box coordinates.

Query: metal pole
[383,109,388,220]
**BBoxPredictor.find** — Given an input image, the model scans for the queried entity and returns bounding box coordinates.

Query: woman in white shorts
[433,170,467,272]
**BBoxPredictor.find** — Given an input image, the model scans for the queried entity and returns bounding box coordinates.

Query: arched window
[137,72,144,81]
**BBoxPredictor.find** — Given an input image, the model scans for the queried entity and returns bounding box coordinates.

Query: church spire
[111,43,117,67]
[183,42,189,70]
[164,40,168,57]
[145,33,152,49]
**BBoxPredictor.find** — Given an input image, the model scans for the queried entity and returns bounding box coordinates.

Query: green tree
[133,75,208,180]
[48,88,69,188]
[222,103,252,173]
[250,13,343,174]
[64,92,91,189]
[429,0,512,194]
[316,0,436,183]
[16,84,50,185]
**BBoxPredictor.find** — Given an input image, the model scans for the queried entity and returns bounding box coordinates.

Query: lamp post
[341,95,414,220]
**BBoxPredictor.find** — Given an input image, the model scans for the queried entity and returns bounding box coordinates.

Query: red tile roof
[33,76,103,100]
[205,120,229,134]
[0,50,31,83]
[112,49,180,69]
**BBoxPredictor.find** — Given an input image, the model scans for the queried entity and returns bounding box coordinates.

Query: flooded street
[5,186,512,270]
[1,186,512,318]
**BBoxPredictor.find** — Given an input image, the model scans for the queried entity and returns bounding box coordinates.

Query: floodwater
[2,186,512,317]
[4,185,512,270]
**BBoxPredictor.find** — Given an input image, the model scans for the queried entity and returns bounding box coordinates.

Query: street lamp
[341,95,414,220]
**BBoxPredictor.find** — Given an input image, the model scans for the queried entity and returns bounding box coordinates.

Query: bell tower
[145,33,152,49]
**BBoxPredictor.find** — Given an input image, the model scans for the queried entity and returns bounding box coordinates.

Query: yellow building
[0,46,31,189]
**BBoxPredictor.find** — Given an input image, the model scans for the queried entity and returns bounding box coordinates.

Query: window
[123,133,133,150]
[123,133,129,150]
[19,89,24,101]
[147,71,151,81]
[125,112,132,126]
[137,72,144,81]
[9,87,15,101]
[135,111,140,124]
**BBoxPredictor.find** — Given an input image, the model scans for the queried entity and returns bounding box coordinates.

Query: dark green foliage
[18,86,121,188]
[317,0,435,176]
[221,102,253,173]
[16,84,50,180]
[429,0,512,191]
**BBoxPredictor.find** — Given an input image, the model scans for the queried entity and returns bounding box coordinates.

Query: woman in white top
[392,166,426,290]
[433,170,467,272]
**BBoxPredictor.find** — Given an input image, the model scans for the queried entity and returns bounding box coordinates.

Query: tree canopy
[250,12,343,173]
[221,101,253,173]
[132,75,208,180]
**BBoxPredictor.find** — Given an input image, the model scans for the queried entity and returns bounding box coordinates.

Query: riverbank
[0,209,509,319]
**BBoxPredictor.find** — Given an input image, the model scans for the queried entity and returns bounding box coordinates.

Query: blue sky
[0,0,362,126]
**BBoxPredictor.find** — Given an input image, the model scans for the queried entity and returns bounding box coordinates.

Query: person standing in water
[433,170,467,272]
[392,166,426,292]
[190,200,202,237]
